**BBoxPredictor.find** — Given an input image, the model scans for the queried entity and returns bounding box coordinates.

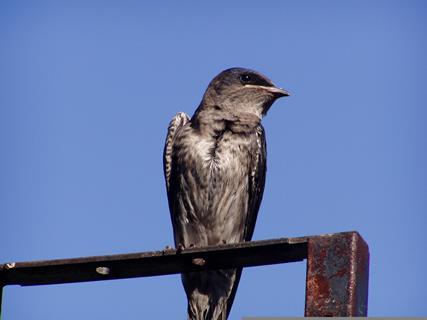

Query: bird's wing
[163,112,190,192]
[244,124,267,241]
[226,125,267,318]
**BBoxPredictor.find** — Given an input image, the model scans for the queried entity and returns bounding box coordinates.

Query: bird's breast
[173,127,260,245]
[198,131,252,176]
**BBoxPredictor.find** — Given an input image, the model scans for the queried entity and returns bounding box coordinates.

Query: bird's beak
[265,86,290,97]
[244,84,290,97]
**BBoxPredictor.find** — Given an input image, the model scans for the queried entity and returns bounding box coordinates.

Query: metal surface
[0,236,307,287]
[0,231,369,316]
[305,232,370,316]
[0,284,3,317]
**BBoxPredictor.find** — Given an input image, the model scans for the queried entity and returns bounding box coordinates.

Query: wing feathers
[163,112,190,191]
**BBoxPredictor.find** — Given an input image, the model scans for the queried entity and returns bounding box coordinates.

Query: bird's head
[200,67,289,119]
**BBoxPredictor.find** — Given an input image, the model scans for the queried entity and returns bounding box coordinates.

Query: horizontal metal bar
[0,235,311,287]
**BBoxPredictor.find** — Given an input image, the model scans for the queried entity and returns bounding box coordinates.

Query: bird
[163,67,289,320]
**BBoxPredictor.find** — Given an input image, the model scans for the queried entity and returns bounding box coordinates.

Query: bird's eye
[240,74,252,83]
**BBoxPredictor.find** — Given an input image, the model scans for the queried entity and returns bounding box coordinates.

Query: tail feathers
[182,270,238,320]
[187,291,227,320]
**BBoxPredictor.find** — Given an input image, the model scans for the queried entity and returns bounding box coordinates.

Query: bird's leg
[176,243,185,253]
[161,245,174,255]
[176,243,197,253]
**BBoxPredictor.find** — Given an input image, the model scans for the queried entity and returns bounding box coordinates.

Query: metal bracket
[0,231,369,317]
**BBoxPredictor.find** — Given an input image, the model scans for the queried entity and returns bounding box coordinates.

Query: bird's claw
[161,245,175,255]
[176,243,185,253]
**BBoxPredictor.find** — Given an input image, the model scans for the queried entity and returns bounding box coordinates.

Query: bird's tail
[182,269,241,320]
[187,293,227,320]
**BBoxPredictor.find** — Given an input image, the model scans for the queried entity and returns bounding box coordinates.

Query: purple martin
[163,68,289,320]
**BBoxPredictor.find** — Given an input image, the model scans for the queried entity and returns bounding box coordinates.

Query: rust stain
[305,232,369,316]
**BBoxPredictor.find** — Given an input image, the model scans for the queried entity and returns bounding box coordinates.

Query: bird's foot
[161,245,174,255]
[176,243,185,253]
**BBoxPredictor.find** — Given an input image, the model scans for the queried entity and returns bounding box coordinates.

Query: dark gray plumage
[163,68,289,320]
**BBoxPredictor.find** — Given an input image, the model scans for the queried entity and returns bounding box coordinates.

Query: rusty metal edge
[0,283,3,319]
[349,232,370,316]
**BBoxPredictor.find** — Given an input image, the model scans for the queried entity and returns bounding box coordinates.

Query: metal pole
[0,283,3,319]
[305,231,370,316]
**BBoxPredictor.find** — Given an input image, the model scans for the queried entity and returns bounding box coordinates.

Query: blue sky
[1,1,426,318]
